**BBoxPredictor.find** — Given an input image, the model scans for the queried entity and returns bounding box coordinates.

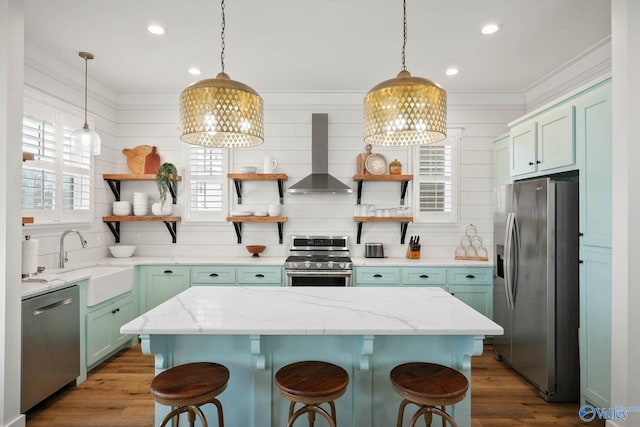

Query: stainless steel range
[285,235,352,286]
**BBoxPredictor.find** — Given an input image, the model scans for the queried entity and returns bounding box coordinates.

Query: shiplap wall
[114,91,524,259]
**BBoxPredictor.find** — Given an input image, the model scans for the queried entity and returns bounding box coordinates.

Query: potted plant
[155,162,178,208]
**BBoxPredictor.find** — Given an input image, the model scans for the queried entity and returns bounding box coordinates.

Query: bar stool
[150,362,229,427]
[275,360,349,427]
[390,362,468,427]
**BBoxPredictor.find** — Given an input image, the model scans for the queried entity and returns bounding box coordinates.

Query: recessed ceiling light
[481,23,501,35]
[147,24,166,35]
[445,68,459,76]
[188,67,202,76]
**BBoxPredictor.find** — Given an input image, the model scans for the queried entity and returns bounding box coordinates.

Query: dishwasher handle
[32,297,73,316]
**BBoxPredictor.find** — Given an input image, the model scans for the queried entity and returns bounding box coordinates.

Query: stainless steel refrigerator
[493,177,579,402]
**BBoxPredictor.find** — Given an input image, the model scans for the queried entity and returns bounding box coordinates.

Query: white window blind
[22,100,93,223]
[185,146,226,222]
[413,130,460,223]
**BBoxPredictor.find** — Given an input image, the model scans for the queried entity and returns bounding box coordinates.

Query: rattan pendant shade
[364,70,447,146]
[180,72,264,147]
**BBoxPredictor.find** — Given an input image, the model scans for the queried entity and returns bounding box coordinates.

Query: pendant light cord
[220,0,226,73]
[83,56,89,127]
[401,0,407,72]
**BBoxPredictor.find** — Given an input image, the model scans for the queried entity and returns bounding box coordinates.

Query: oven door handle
[286,270,352,277]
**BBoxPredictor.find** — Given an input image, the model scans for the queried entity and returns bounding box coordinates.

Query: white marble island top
[121,286,503,336]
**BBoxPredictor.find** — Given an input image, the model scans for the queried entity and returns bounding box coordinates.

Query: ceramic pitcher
[263,156,278,173]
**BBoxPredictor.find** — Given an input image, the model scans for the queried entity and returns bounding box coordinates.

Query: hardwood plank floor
[25,344,602,426]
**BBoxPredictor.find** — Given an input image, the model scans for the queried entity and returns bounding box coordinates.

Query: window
[412,129,461,223]
[22,99,92,223]
[184,146,228,222]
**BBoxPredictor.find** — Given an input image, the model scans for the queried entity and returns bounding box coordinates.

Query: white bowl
[108,245,136,258]
[239,166,257,174]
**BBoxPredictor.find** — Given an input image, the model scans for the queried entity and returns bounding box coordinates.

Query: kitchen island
[121,286,502,427]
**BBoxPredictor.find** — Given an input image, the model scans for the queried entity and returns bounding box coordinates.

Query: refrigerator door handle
[504,212,515,310]
[511,213,520,306]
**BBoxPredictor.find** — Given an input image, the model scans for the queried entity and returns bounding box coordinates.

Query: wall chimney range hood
[287,114,353,194]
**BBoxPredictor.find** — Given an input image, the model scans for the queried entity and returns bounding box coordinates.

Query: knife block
[406,245,421,259]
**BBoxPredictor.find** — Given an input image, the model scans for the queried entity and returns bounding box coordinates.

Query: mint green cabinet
[86,292,135,368]
[493,134,511,186]
[448,284,492,317]
[191,266,236,285]
[143,266,190,311]
[355,267,401,286]
[401,267,446,287]
[575,78,612,407]
[510,103,576,178]
[237,266,283,285]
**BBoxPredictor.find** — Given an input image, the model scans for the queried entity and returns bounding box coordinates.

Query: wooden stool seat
[150,362,229,427]
[390,362,468,427]
[275,361,349,427]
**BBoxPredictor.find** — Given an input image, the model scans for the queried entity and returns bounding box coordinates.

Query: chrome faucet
[59,229,88,268]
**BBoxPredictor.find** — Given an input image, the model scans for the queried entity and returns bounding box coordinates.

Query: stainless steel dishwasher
[21,284,80,412]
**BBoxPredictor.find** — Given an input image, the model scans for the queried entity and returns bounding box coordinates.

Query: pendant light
[71,52,101,155]
[363,0,447,146]
[180,0,264,148]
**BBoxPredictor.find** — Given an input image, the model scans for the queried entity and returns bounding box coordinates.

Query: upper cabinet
[493,134,511,186]
[510,105,575,178]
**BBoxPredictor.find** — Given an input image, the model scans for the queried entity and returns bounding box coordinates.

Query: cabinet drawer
[447,267,492,285]
[401,267,447,286]
[355,267,400,286]
[191,266,236,284]
[237,266,283,285]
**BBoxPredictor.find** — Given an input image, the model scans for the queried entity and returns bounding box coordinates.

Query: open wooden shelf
[227,173,288,205]
[353,216,413,245]
[102,216,181,244]
[22,217,34,225]
[353,174,413,205]
[103,174,182,204]
[226,216,288,244]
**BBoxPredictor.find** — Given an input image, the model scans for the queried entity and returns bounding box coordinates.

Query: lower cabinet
[143,266,191,311]
[86,292,136,367]
[236,266,283,286]
[354,265,493,318]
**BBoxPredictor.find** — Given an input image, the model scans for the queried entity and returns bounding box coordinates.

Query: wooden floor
[26,344,601,427]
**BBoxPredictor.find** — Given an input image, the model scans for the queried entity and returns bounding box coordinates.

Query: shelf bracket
[105,179,121,201]
[232,179,243,205]
[163,221,177,243]
[277,222,284,244]
[277,179,285,204]
[400,222,409,244]
[168,181,178,205]
[104,221,121,243]
[356,222,363,244]
[356,181,364,204]
[232,222,242,244]
[400,180,409,205]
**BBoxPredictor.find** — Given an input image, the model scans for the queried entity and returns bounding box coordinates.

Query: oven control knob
[292,263,298,268]
[339,263,345,269]
[327,261,334,268]
[304,261,311,268]
[316,263,322,269]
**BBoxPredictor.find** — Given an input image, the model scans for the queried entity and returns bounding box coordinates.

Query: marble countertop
[121,286,503,336]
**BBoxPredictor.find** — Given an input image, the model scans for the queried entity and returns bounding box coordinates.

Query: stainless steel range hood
[287,114,353,194]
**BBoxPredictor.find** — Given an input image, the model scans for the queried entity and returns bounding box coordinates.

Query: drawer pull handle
[465,274,476,279]
[419,274,430,279]
[373,274,383,278]
[255,274,265,278]
[163,270,173,274]
[209,273,219,277]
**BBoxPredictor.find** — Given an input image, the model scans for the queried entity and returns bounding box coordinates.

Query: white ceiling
[23,0,611,94]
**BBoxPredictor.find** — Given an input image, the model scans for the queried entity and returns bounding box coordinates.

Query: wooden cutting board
[122,145,159,174]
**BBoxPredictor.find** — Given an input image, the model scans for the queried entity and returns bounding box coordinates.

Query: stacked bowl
[133,192,148,216]
[112,201,131,216]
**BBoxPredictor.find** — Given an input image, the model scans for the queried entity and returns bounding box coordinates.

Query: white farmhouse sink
[67,266,135,307]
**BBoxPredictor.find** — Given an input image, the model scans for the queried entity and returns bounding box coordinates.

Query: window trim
[22,94,95,224]
[411,128,462,224]
[182,145,231,223]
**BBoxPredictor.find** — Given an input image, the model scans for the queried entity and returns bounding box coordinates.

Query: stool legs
[287,402,337,427]
[397,400,457,427]
[159,398,224,427]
